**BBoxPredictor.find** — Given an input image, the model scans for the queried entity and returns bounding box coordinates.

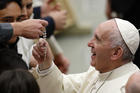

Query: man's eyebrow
[27,3,33,7]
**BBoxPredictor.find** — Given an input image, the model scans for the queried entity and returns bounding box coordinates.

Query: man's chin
[90,61,95,67]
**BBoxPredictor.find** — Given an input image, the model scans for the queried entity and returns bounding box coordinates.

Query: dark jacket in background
[110,0,140,67]
[0,23,13,43]
[33,7,55,38]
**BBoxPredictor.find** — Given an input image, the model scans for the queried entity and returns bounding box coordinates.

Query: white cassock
[35,62,139,93]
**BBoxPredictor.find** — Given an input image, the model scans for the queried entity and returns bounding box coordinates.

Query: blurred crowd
[0,0,140,93]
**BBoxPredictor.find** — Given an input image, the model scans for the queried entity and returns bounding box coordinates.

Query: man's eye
[95,35,101,41]
[3,18,14,22]
[17,17,23,22]
[26,3,32,9]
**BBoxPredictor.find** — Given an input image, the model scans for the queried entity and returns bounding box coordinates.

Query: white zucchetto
[115,18,139,55]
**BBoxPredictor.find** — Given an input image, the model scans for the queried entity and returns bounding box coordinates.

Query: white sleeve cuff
[37,61,54,76]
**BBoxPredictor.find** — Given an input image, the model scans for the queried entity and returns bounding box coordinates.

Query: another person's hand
[29,56,38,68]
[41,0,67,30]
[32,38,53,70]
[41,0,60,17]
[11,19,48,39]
[105,0,112,19]
[48,10,67,30]
[54,54,70,74]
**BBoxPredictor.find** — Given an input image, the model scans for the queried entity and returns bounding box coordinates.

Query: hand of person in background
[41,0,60,17]
[54,53,69,74]
[32,38,53,70]
[48,10,67,30]
[105,0,112,19]
[41,0,67,30]
[11,19,48,39]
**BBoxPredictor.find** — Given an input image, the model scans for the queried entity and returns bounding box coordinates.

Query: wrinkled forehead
[93,20,117,39]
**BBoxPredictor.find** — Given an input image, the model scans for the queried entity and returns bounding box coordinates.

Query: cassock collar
[90,62,139,81]
[102,62,138,80]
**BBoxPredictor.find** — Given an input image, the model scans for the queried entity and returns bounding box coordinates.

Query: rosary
[43,28,47,62]
[38,28,47,69]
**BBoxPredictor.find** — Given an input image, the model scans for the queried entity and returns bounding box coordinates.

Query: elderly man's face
[88,21,114,73]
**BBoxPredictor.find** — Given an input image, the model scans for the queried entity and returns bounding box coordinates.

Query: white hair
[109,28,134,61]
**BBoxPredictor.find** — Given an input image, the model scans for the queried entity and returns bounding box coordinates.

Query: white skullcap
[115,18,139,55]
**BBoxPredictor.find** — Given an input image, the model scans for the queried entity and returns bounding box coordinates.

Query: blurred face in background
[0,2,21,23]
[21,0,33,20]
[0,2,22,43]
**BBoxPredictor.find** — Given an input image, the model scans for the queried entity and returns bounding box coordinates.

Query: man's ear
[111,47,123,60]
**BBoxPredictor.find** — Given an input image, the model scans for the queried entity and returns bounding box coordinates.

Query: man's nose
[14,19,17,22]
[22,8,28,19]
[88,40,94,47]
